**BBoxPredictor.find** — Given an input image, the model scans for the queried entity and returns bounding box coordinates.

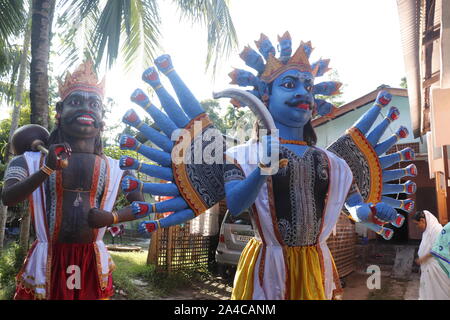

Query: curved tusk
[213,88,276,132]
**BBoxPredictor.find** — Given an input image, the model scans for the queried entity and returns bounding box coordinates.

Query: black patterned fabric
[327,135,370,201]
[272,146,329,246]
[184,126,226,208]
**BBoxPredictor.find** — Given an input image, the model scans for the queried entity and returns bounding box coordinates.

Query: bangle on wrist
[40,165,54,176]
[111,211,119,224]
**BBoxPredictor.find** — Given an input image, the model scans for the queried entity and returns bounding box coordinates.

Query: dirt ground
[341,270,420,300]
[111,267,420,301]
[109,238,422,301]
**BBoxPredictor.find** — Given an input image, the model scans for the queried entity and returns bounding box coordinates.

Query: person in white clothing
[413,210,450,300]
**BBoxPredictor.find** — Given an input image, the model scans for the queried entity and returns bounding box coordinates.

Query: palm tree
[28,0,237,145]
[0,0,26,73]
[30,0,56,128]
[57,0,237,72]
[0,0,27,252]
[0,0,238,250]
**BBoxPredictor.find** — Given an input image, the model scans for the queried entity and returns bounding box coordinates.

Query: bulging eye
[70,99,81,106]
[304,80,313,92]
[90,102,100,109]
[282,81,295,89]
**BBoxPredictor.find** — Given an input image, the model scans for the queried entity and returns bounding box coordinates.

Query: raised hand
[118,54,225,233]
[46,143,72,170]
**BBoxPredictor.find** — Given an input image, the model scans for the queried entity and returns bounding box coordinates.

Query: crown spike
[58,60,105,101]
[239,46,265,74]
[278,31,292,63]
[255,33,276,61]
[301,41,313,58]
[311,58,331,77]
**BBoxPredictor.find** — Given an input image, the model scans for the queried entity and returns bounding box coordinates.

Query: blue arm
[225,167,268,216]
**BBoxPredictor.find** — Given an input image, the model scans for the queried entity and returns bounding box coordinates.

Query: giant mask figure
[91,32,417,300]
[2,61,142,300]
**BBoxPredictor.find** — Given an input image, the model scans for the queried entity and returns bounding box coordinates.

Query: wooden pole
[147,229,159,265]
[166,226,174,273]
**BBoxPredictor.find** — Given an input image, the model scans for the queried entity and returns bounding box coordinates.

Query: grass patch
[110,250,210,299]
[0,242,26,300]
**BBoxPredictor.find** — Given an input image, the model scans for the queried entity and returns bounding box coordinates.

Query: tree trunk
[30,0,55,128]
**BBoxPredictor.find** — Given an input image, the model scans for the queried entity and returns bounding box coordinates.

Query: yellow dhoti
[232,238,333,300]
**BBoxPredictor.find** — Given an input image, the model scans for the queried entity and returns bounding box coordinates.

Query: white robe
[418,210,450,300]
[226,140,353,299]
[17,152,122,299]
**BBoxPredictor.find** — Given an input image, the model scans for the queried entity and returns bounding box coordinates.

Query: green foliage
[201,99,254,136]
[103,145,135,161]
[0,242,26,300]
[400,77,407,89]
[201,99,227,133]
[0,105,32,167]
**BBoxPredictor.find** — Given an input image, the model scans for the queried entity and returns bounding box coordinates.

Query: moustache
[285,97,313,110]
[64,112,101,128]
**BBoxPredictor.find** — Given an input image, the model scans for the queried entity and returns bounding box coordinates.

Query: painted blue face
[268,69,314,128]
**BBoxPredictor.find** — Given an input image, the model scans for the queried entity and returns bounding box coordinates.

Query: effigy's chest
[44,154,107,242]
[271,147,330,246]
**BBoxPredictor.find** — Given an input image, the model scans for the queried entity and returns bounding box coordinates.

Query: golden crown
[260,41,322,83]
[58,60,105,101]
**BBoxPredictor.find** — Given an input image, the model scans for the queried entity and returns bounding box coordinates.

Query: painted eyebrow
[68,93,101,101]
[281,75,298,81]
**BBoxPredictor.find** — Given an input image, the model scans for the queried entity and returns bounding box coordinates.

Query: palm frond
[173,0,238,74]
[56,0,100,71]
[0,0,26,41]
[91,0,129,68]
[121,0,161,72]
[0,45,22,105]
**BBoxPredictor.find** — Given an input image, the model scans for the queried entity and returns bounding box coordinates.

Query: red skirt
[15,242,114,300]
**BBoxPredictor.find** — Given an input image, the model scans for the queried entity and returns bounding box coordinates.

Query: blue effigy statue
[89,32,417,300]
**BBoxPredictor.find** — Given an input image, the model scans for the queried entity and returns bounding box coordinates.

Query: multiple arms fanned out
[327,90,416,239]
[115,56,415,240]
[118,54,226,233]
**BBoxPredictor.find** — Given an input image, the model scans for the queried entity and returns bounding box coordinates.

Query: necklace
[279,138,308,146]
[62,158,86,207]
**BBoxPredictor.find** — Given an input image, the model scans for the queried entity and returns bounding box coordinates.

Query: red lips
[76,114,95,125]
[297,104,310,110]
